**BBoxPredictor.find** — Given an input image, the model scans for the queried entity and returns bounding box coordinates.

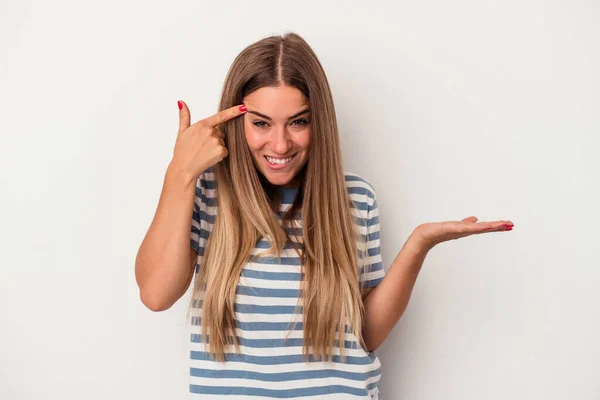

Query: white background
[2,1,599,399]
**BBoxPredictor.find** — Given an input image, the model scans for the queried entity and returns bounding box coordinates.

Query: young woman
[135,32,514,399]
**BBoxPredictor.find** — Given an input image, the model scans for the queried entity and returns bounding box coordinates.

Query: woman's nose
[271,126,292,154]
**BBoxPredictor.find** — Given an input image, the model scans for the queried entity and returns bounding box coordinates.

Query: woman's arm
[135,165,198,312]
[361,217,513,351]
[361,233,429,352]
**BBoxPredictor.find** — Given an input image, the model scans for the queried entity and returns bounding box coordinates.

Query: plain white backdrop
[1,1,599,399]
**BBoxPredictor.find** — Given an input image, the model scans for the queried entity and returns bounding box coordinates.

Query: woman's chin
[254,160,307,188]
[257,169,294,187]
[266,175,295,187]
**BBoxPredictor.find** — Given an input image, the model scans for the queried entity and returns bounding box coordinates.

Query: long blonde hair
[187,32,372,363]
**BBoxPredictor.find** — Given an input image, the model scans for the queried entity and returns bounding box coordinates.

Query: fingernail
[178,101,182,110]
[506,227,513,231]
[484,227,491,230]
[239,105,247,112]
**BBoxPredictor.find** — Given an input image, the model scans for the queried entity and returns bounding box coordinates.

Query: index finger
[202,104,247,128]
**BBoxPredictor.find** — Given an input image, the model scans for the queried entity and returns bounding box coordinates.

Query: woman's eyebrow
[247,108,310,121]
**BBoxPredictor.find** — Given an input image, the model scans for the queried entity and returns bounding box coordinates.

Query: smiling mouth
[264,154,296,165]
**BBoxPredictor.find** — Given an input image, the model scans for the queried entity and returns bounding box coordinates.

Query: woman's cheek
[246,131,263,146]
[299,128,311,147]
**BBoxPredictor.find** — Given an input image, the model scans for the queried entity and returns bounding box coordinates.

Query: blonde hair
[187,32,372,363]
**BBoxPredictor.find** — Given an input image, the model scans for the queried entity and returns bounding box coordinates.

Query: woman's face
[243,85,310,188]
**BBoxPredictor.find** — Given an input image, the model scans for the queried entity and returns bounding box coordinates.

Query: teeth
[266,155,293,164]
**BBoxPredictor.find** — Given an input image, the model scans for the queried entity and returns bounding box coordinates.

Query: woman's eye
[253,120,268,128]
[291,119,308,127]
[253,119,308,128]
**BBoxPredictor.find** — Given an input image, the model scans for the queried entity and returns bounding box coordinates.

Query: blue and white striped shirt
[189,167,386,399]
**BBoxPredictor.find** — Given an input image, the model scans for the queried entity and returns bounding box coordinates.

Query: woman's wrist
[165,161,198,191]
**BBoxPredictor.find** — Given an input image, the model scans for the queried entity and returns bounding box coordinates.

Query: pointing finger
[203,104,247,128]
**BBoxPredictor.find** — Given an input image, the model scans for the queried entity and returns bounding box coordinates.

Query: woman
[135,32,514,399]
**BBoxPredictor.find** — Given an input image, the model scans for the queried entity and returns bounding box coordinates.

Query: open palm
[414,216,514,250]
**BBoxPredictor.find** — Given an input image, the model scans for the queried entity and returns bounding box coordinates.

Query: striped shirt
[189,167,386,399]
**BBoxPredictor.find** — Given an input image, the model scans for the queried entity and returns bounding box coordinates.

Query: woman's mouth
[264,154,296,169]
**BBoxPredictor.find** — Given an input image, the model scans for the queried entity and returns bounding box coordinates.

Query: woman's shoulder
[196,166,216,191]
[198,166,216,183]
[194,167,218,212]
[343,171,377,201]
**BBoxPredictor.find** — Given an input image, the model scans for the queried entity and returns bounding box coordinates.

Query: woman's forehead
[243,86,308,120]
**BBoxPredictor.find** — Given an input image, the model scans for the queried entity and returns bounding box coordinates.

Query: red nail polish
[484,227,491,230]
[239,105,247,112]
[178,101,182,110]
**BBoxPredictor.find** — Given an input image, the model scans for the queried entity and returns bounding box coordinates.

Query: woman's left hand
[413,216,514,251]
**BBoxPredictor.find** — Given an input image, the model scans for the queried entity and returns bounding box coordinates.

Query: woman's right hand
[169,100,247,184]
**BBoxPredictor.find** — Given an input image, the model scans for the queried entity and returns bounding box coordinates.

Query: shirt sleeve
[359,187,385,289]
[190,180,203,255]
[190,169,215,259]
